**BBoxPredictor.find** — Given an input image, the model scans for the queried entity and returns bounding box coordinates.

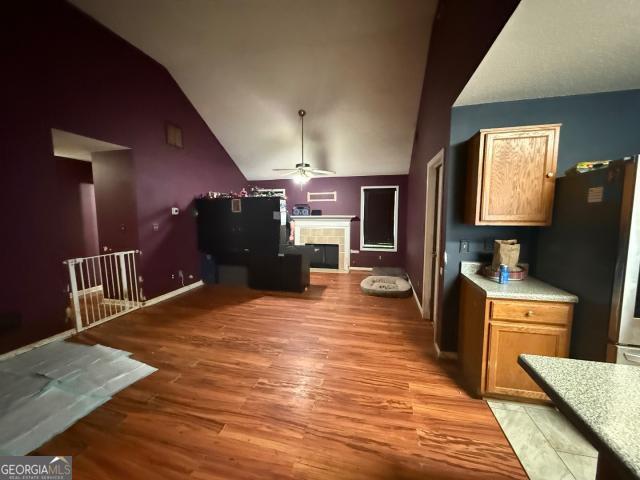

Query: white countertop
[461,262,578,303]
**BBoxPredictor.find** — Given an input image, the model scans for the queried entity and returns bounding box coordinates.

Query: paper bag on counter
[491,239,520,271]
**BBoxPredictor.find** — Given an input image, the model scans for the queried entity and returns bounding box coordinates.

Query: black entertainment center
[195,196,311,292]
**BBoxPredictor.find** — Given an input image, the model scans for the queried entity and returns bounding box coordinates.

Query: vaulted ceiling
[71,0,437,180]
[455,0,640,106]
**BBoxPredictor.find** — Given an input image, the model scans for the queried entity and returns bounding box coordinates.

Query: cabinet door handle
[546,172,555,178]
[525,310,534,317]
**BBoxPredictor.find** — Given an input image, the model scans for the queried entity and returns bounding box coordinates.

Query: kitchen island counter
[519,354,640,479]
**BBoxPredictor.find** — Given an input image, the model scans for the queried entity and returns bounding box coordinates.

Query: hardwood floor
[34,272,526,479]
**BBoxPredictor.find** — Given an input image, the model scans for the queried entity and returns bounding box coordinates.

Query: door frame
[422,148,445,342]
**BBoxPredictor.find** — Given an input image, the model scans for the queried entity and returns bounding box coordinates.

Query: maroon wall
[92,150,139,253]
[79,183,100,259]
[54,157,99,260]
[253,176,407,268]
[405,0,519,342]
[0,0,246,354]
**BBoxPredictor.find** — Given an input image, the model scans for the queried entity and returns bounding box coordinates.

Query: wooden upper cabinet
[465,124,561,226]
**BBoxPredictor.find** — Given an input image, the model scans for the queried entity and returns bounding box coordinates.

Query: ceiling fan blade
[272,168,298,172]
[310,169,336,175]
[282,170,300,176]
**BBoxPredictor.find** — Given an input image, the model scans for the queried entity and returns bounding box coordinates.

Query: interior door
[422,149,444,323]
[429,164,442,316]
[481,127,558,224]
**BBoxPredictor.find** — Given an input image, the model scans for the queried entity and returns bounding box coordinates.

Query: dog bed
[371,267,408,279]
[360,275,412,298]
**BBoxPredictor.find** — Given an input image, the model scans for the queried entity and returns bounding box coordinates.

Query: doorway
[51,129,140,331]
[51,128,135,254]
[422,149,445,344]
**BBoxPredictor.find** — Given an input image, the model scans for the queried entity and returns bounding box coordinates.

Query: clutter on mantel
[197,185,286,200]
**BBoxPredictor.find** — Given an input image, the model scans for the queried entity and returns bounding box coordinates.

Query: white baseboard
[349,266,373,271]
[434,341,458,361]
[0,328,76,361]
[406,275,424,317]
[143,280,204,306]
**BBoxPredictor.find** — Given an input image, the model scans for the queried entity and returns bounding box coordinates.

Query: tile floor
[487,400,598,480]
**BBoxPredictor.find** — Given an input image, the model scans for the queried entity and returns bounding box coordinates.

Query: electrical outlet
[460,240,470,254]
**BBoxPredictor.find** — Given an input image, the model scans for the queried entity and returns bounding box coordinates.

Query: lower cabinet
[458,277,573,400]
[486,322,569,399]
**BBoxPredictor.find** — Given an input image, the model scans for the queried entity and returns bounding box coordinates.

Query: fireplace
[307,243,339,269]
[292,215,355,273]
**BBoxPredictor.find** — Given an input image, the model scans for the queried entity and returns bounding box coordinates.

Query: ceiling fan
[272,109,335,184]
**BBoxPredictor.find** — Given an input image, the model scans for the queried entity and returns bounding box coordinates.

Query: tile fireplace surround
[292,215,355,272]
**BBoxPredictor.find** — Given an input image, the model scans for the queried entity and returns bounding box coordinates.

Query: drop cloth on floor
[0,341,156,455]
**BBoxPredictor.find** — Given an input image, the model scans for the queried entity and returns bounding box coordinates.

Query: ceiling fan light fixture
[294,167,310,184]
[272,109,335,181]
[294,173,310,185]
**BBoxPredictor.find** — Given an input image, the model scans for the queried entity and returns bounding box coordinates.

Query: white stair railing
[64,250,141,332]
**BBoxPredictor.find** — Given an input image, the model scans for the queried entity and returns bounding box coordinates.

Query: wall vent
[166,123,183,148]
[307,191,337,202]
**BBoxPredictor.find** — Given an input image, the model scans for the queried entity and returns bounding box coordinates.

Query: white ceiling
[71,0,437,180]
[51,128,129,161]
[455,0,640,106]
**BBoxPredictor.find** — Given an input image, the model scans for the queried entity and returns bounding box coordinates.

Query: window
[360,186,399,252]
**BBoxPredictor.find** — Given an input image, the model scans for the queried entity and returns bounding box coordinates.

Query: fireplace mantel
[291,215,356,272]
[291,215,356,223]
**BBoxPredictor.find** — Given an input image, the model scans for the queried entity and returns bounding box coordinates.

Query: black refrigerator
[535,156,640,364]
